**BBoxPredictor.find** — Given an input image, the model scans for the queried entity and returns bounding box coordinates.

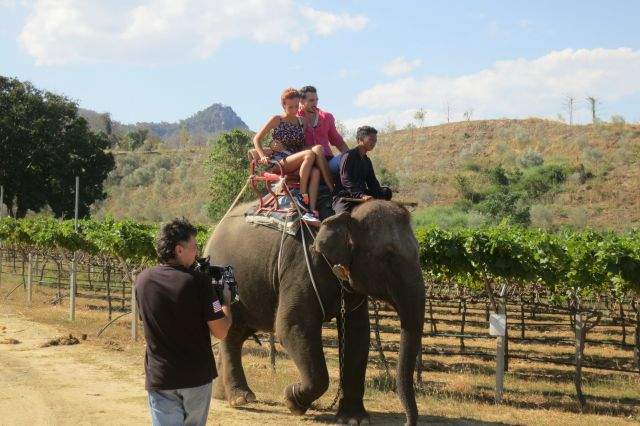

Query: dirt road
[0,311,339,426]
[0,311,150,425]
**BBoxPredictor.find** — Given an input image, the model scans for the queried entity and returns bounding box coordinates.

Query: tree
[123,128,148,151]
[586,96,599,124]
[205,130,254,220]
[178,126,189,148]
[0,76,115,218]
[414,108,425,128]
[564,95,575,126]
[463,109,474,121]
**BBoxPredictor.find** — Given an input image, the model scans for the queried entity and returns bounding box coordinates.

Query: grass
[1,272,638,425]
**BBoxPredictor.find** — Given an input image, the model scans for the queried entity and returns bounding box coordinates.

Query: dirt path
[0,311,150,425]
[0,311,342,426]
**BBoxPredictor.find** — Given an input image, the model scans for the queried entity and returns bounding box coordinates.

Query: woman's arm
[253,116,279,163]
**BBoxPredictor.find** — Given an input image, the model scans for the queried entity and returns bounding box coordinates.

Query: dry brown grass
[372,118,640,230]
[1,278,638,425]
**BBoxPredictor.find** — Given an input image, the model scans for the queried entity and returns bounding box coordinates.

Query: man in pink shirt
[298,86,349,159]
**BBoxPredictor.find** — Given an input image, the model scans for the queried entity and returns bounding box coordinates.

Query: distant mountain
[79,103,249,147]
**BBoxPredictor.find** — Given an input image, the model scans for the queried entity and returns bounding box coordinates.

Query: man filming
[135,218,232,426]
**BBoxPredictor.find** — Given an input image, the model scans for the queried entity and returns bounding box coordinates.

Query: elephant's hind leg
[278,322,329,416]
[216,322,257,407]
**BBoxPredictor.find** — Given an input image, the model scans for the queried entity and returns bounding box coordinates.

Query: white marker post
[69,176,79,321]
[490,284,508,403]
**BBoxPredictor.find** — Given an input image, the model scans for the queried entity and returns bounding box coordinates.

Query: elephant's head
[313,200,425,425]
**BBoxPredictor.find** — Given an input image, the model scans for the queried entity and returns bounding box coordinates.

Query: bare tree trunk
[20,253,26,288]
[39,259,47,286]
[460,297,467,353]
[619,301,627,345]
[87,262,93,291]
[531,290,538,320]
[520,294,526,340]
[106,261,112,320]
[632,300,639,372]
[56,261,62,299]
[428,285,437,334]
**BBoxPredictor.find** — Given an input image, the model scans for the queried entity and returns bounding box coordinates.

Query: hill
[372,118,640,230]
[93,119,640,230]
[79,103,249,147]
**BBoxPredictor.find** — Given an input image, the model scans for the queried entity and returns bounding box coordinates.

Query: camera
[193,256,240,305]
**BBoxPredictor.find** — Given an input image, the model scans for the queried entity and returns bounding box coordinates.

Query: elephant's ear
[312,212,357,267]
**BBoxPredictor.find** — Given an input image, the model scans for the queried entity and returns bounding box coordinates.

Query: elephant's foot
[336,398,370,425]
[284,383,310,415]
[227,386,256,407]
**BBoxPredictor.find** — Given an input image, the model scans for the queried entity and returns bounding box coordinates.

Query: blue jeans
[148,381,212,426]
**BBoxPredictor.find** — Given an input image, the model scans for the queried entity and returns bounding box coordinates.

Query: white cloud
[381,56,422,76]
[300,6,368,36]
[19,0,368,65]
[357,48,640,123]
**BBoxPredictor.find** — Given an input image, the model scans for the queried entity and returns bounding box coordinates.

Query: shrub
[530,204,555,229]
[519,149,544,168]
[610,115,626,125]
[413,206,473,229]
[378,167,400,190]
[516,164,566,199]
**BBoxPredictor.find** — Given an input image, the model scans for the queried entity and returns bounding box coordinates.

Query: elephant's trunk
[394,280,425,426]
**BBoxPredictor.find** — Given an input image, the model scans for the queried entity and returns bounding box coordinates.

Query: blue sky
[2,1,639,131]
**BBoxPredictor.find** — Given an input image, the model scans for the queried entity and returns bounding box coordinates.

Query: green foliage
[121,128,149,151]
[519,149,544,168]
[0,76,115,218]
[416,225,640,301]
[455,163,568,226]
[205,130,254,221]
[3,216,639,301]
[413,206,488,229]
[378,167,400,190]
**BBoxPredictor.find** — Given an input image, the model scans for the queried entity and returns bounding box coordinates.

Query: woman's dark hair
[299,85,317,99]
[155,218,197,263]
[356,125,378,141]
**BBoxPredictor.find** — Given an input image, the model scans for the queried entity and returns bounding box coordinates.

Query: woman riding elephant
[205,199,425,425]
[252,88,335,223]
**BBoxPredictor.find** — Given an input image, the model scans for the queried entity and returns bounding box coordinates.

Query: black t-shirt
[134,264,225,390]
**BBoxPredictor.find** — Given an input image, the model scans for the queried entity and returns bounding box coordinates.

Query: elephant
[204,199,425,425]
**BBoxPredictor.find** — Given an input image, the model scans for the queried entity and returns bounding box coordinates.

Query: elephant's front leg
[278,321,329,415]
[336,295,370,424]
[216,321,257,407]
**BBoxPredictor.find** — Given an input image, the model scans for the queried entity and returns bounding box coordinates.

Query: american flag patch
[212,300,222,313]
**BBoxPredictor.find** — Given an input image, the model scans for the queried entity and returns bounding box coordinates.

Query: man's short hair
[156,218,197,263]
[356,126,378,141]
[299,86,317,99]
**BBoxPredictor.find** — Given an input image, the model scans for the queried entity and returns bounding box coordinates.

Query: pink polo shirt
[297,108,345,157]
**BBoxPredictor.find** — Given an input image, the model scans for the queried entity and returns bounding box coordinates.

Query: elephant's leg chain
[326,285,347,410]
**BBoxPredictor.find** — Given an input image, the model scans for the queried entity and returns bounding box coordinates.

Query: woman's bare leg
[280,150,316,194]
[310,145,334,192]
[308,168,321,211]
